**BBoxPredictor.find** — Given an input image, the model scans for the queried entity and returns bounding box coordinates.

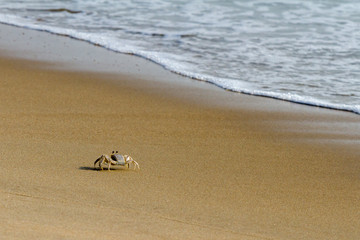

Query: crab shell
[111,154,126,166]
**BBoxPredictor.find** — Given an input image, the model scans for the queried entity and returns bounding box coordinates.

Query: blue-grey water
[0,0,359,114]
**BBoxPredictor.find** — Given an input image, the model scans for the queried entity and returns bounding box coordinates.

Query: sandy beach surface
[0,24,360,240]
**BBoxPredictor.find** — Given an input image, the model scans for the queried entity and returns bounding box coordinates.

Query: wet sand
[0,24,359,240]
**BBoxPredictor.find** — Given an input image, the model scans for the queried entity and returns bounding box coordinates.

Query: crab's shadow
[79,166,127,171]
[79,166,99,171]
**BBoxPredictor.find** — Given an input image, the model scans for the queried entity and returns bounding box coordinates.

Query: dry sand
[0,25,360,240]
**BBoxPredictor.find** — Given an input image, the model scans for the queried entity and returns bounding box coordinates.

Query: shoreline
[1,24,359,239]
[0,22,359,116]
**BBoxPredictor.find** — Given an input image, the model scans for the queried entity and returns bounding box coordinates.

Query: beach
[0,24,359,239]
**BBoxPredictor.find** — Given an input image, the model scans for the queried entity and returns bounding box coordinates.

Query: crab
[94,151,140,171]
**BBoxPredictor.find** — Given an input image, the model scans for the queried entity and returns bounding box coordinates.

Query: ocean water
[0,0,359,114]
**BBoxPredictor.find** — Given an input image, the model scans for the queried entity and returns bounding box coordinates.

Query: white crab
[94,151,140,171]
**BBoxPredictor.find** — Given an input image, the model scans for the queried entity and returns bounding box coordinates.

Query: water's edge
[1,20,359,116]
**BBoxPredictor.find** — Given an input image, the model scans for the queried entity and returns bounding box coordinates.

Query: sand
[0,24,360,240]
